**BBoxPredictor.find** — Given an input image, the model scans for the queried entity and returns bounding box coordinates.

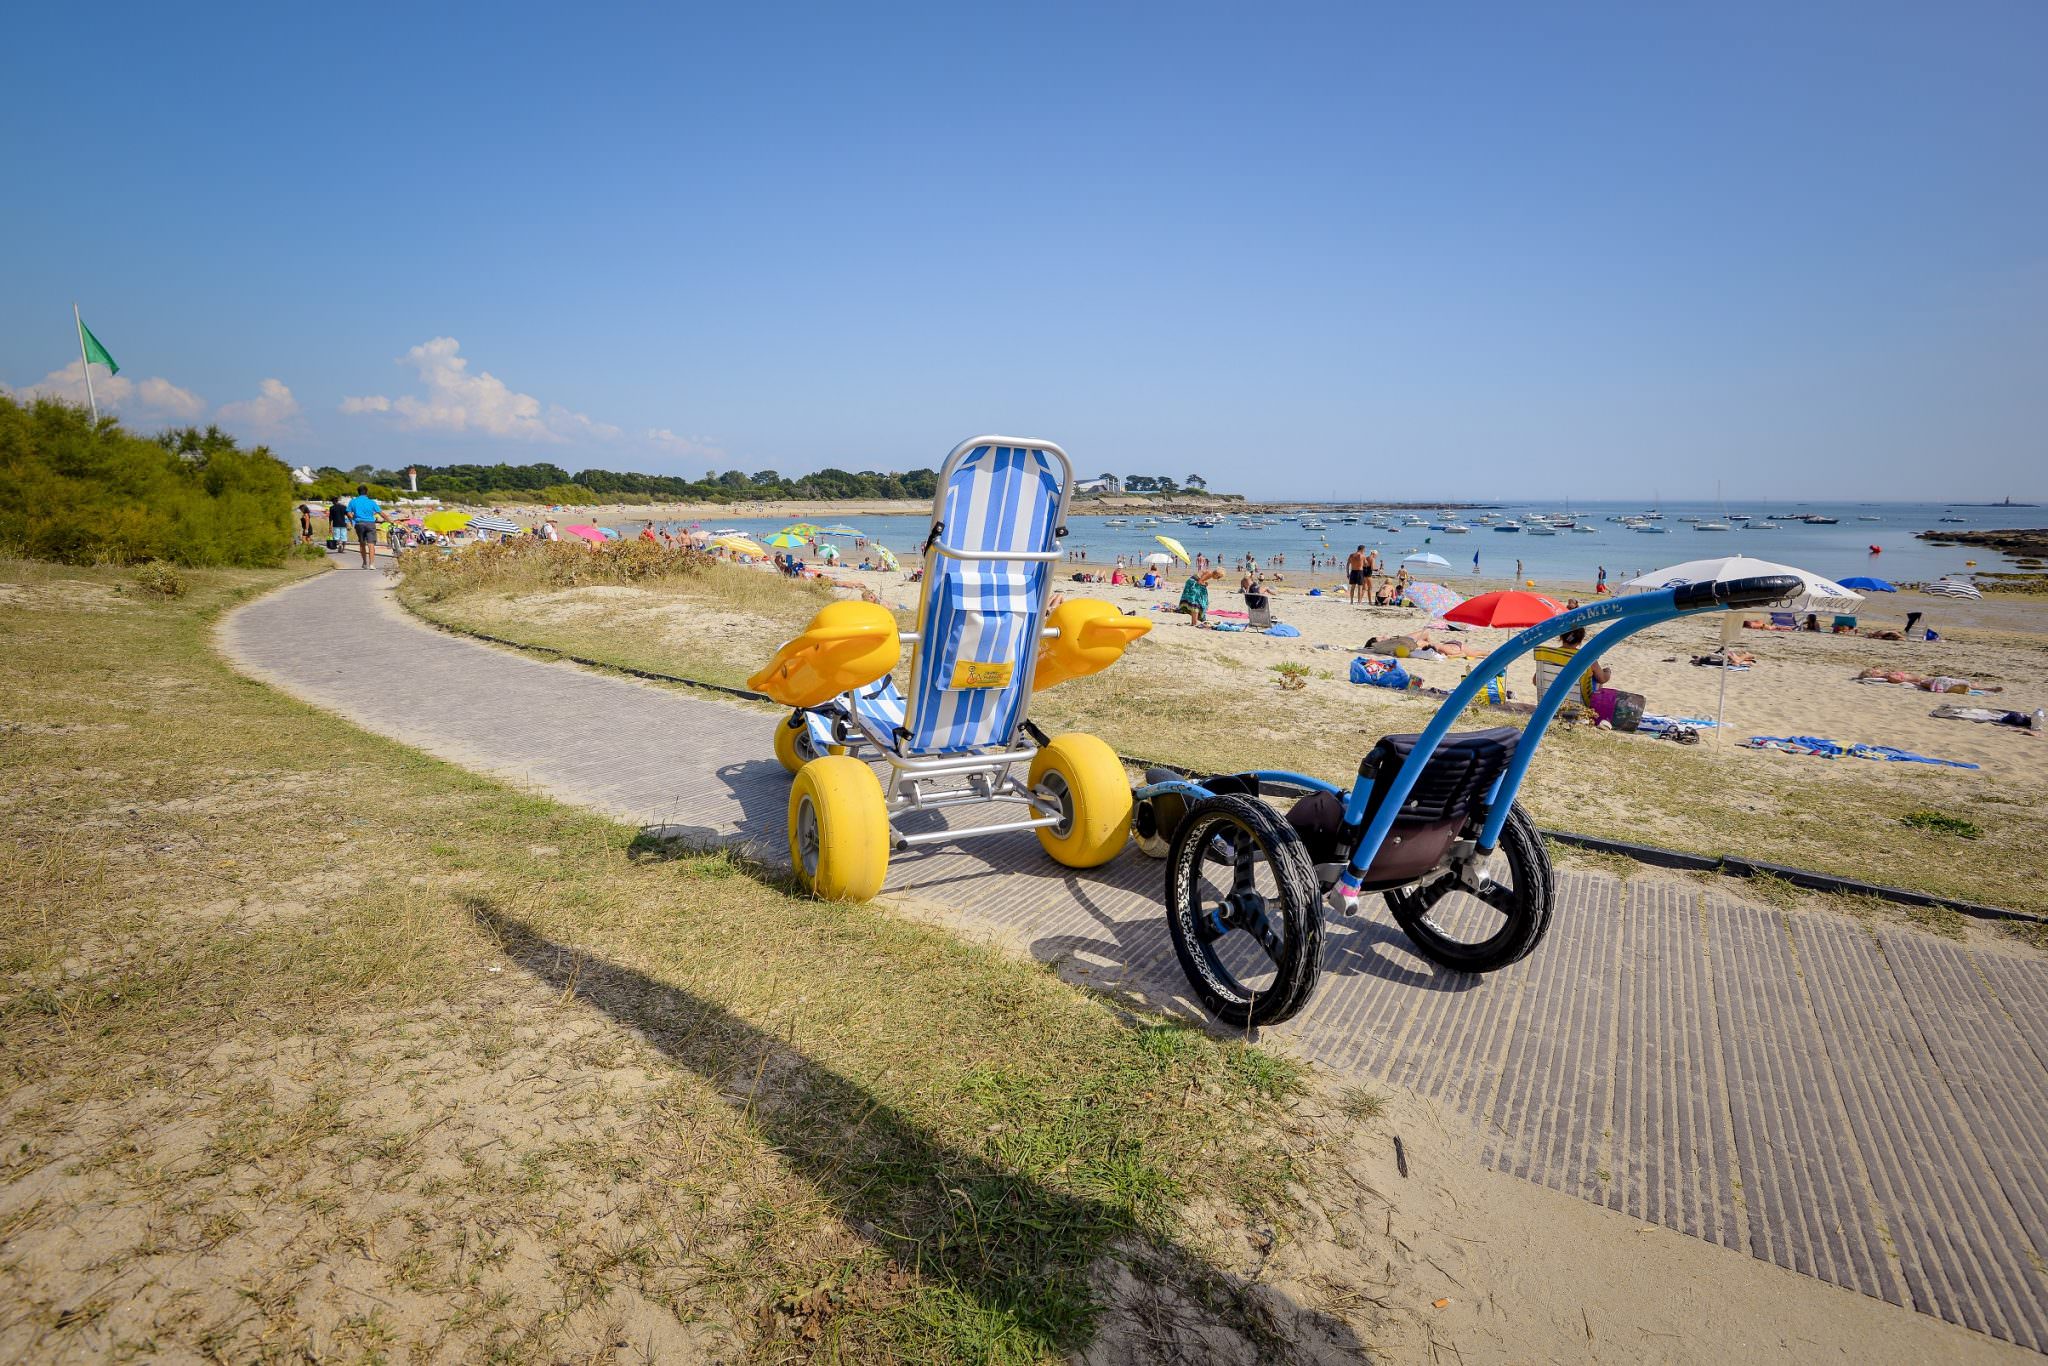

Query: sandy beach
[814,562,2048,782]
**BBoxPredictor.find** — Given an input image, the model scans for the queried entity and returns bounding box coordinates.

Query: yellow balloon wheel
[1029,732,1132,869]
[788,756,890,900]
[773,712,842,774]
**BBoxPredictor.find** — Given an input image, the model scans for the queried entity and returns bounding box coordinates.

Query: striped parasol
[468,513,520,534]
[1925,577,1982,600]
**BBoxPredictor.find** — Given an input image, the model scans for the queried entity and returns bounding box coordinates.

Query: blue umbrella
[1838,576,1895,592]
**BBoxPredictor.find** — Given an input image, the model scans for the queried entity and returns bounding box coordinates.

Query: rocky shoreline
[1917,526,2048,558]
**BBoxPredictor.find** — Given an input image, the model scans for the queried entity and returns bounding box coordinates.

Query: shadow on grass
[467,902,1372,1361]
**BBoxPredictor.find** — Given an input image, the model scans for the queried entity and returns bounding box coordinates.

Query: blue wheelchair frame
[1132,575,1799,897]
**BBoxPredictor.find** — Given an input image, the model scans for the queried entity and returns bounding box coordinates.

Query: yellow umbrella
[1154,534,1192,565]
[713,535,768,557]
[423,510,471,533]
[872,544,901,570]
[763,532,808,548]
[781,522,821,537]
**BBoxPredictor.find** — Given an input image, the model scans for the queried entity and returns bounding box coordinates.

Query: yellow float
[748,600,901,710]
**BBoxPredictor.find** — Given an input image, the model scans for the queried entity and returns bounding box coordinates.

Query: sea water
[625,499,2039,586]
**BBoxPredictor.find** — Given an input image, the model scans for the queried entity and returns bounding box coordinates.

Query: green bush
[0,396,295,567]
[128,561,189,598]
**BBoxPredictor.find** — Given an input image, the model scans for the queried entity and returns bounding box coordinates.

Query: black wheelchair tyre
[1165,795,1324,1029]
[1384,802,1553,973]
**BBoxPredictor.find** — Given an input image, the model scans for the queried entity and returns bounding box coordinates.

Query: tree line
[308,462,943,506]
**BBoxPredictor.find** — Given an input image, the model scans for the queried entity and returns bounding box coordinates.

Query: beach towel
[1931,705,2042,729]
[1745,735,1979,768]
[1638,714,1718,737]
[1210,620,1247,632]
[1847,744,1979,769]
[1350,657,1410,689]
[1265,622,1300,637]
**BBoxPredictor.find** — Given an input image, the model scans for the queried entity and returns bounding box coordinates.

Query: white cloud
[647,426,724,460]
[342,336,598,443]
[341,337,717,463]
[138,376,209,419]
[216,378,303,437]
[4,359,204,419]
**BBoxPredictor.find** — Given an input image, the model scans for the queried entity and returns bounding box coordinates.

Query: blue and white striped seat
[891,444,1063,755]
[802,677,907,751]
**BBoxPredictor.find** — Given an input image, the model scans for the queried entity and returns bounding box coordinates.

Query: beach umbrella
[468,513,520,534]
[1154,534,1192,565]
[1926,578,1981,600]
[1403,551,1450,567]
[1838,576,1895,592]
[1621,556,1860,744]
[1401,581,1464,617]
[763,532,808,548]
[780,523,821,537]
[819,524,861,536]
[872,544,901,570]
[564,525,605,544]
[818,543,839,560]
[1618,556,1860,613]
[423,510,471,533]
[1445,589,1562,628]
[1142,552,1174,567]
[597,527,621,540]
[712,535,768,557]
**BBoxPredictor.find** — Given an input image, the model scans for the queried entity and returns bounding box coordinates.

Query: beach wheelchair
[748,436,1152,900]
[1132,574,1804,1027]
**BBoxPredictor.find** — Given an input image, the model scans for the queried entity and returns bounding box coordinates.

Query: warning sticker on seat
[949,659,1014,689]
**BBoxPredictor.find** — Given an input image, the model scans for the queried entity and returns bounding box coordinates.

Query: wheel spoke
[1229,829,1262,897]
[1238,904,1285,963]
[1474,876,1520,918]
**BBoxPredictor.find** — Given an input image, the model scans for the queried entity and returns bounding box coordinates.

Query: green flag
[78,318,119,375]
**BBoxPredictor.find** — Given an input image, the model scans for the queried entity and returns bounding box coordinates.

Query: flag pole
[73,303,98,423]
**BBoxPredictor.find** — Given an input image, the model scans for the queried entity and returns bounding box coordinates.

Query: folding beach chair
[1244,592,1273,630]
[749,436,1152,899]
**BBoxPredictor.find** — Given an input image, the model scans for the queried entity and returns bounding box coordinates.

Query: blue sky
[4,2,2042,499]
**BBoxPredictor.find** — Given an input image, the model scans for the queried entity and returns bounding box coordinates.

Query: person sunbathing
[1855,667,1998,693]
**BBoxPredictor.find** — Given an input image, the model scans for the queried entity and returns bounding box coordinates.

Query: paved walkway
[223,567,2048,1352]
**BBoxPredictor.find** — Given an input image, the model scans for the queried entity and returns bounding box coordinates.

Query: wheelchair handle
[1670,574,1805,610]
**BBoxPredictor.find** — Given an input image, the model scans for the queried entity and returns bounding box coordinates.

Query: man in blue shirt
[346,485,386,569]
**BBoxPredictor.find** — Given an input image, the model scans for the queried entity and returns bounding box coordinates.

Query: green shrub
[128,561,189,598]
[1902,809,1982,840]
[0,396,294,567]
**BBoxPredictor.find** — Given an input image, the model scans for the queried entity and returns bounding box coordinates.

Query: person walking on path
[346,485,387,570]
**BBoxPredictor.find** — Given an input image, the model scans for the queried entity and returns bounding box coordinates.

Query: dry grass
[397,559,2048,914]
[0,557,1388,1363]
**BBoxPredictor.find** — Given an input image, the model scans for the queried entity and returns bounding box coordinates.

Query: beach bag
[1608,690,1645,732]
[1350,656,1410,689]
